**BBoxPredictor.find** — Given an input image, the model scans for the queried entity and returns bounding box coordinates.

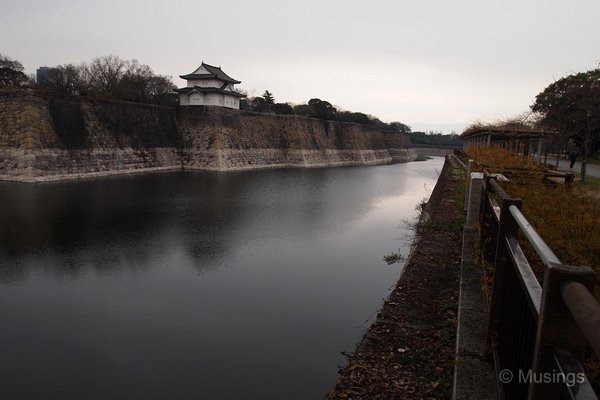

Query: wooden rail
[455,148,575,187]
[474,169,600,400]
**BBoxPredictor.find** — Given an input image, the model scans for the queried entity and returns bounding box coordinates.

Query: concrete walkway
[548,156,600,178]
[453,171,496,400]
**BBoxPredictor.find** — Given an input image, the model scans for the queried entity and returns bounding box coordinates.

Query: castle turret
[175,63,245,109]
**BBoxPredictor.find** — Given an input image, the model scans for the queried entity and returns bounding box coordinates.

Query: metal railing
[476,169,600,400]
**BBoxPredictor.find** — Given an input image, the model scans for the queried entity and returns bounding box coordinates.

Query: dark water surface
[0,158,443,400]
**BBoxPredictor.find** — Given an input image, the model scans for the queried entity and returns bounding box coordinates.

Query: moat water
[0,157,443,400]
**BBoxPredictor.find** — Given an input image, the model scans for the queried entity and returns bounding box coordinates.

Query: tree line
[241,90,412,133]
[0,54,176,105]
[409,131,462,147]
[1,54,411,132]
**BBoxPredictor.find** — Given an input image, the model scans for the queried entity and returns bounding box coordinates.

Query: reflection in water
[0,158,443,399]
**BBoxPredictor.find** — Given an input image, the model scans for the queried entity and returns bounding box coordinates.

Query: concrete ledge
[453,201,497,398]
[454,356,498,399]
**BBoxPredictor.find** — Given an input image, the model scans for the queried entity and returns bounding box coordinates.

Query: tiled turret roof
[179,62,241,84]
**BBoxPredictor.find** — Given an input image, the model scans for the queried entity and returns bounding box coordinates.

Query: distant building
[175,63,245,109]
[36,66,58,85]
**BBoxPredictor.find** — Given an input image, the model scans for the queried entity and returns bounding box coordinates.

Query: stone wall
[0,90,416,182]
[178,106,415,171]
[0,90,181,182]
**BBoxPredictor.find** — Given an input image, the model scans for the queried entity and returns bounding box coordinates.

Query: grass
[466,145,600,292]
[383,251,404,265]
[508,183,600,278]
[581,175,600,192]
[450,214,466,237]
[422,219,444,233]
[579,155,600,165]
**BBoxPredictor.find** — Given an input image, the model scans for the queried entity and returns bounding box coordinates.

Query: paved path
[547,156,600,178]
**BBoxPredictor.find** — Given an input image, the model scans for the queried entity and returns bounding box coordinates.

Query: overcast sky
[2,0,599,133]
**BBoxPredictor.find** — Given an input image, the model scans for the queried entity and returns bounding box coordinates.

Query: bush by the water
[383,251,404,265]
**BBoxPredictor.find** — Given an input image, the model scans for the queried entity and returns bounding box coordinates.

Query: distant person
[567,139,580,169]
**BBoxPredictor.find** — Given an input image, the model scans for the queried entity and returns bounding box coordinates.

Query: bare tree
[40,56,174,104]
[83,55,127,98]
[43,64,85,96]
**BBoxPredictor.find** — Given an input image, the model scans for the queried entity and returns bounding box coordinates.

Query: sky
[1,0,599,133]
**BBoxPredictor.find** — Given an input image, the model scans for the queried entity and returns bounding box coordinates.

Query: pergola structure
[460,127,557,163]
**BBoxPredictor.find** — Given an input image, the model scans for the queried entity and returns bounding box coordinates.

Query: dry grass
[582,176,600,192]
[508,183,600,274]
[467,146,541,172]
[466,146,600,288]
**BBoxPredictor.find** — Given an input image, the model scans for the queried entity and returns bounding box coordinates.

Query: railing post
[466,172,483,228]
[479,174,496,266]
[565,172,574,187]
[528,263,596,400]
[486,196,522,357]
[493,197,522,269]
[465,159,475,212]
[479,173,493,228]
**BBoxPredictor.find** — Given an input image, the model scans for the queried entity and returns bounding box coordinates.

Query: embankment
[0,90,416,182]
